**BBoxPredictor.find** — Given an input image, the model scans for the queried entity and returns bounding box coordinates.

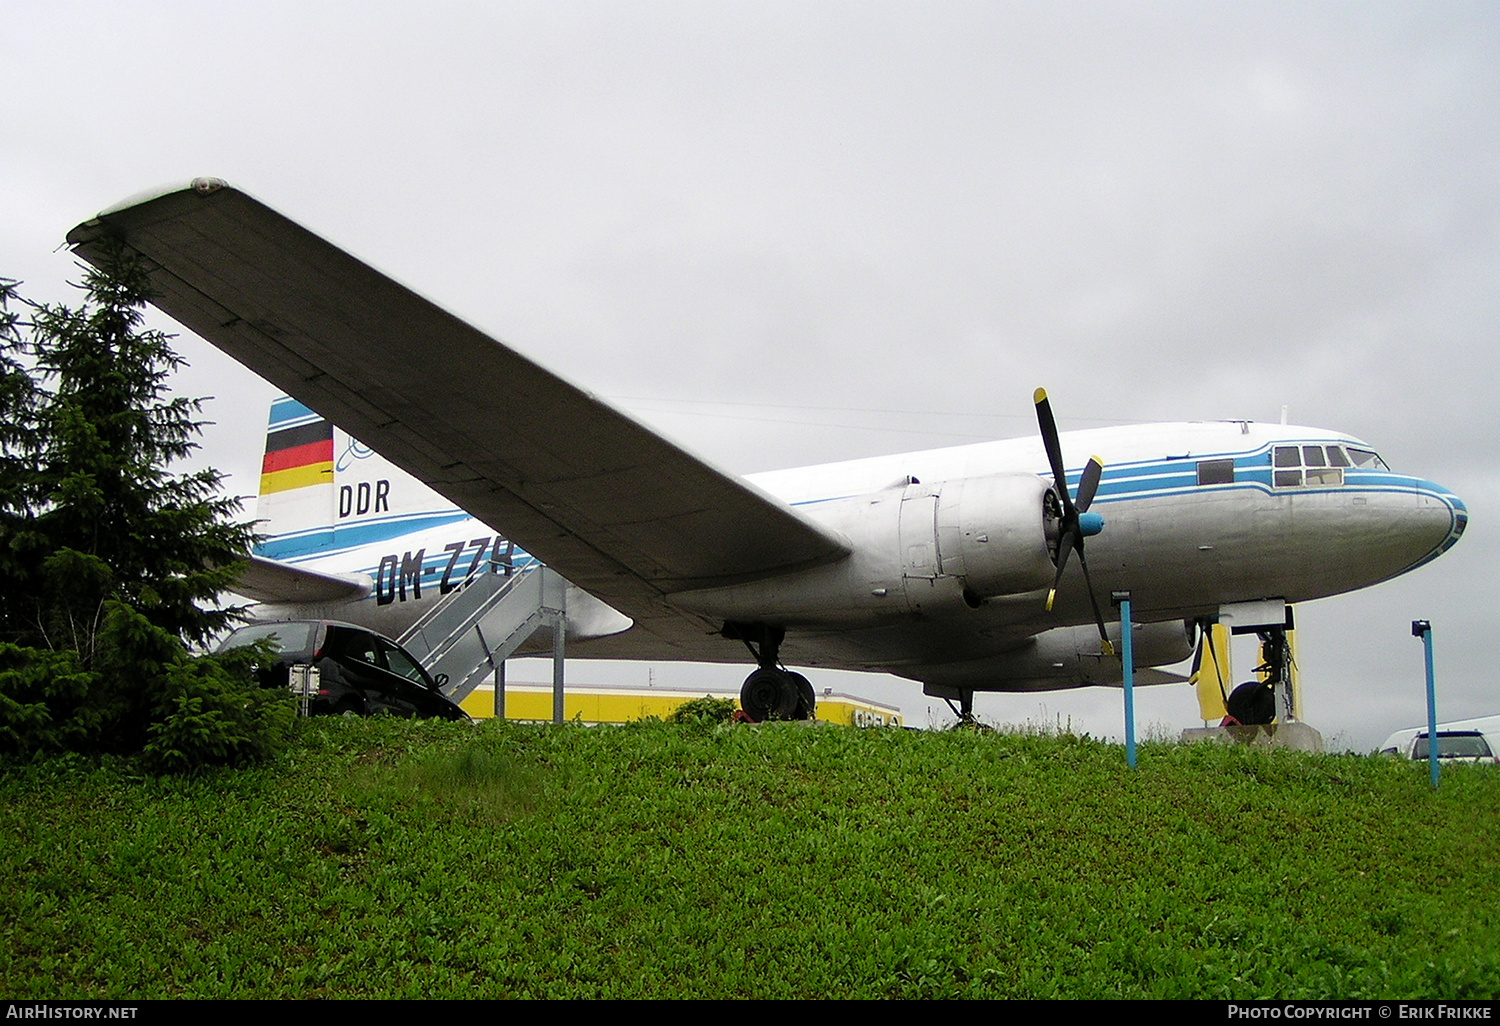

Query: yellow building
[460,683,903,728]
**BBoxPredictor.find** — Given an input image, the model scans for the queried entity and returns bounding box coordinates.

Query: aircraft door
[899,482,951,615]
[899,483,941,581]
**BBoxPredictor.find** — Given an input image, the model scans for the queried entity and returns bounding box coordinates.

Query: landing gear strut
[943,689,976,726]
[1225,621,1295,726]
[724,622,815,722]
[1255,624,1296,724]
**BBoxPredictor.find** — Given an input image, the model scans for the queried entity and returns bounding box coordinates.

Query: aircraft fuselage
[254,417,1465,692]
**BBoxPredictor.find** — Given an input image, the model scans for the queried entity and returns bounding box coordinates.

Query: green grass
[2,718,1498,998]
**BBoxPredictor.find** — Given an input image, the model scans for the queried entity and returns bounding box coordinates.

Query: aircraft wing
[68,180,852,656]
[232,555,374,605]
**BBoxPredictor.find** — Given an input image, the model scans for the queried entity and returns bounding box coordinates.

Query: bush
[667,695,738,727]
[141,655,296,775]
[0,602,296,773]
[0,643,100,755]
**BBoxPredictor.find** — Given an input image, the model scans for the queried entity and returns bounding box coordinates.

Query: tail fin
[253,396,472,563]
[255,397,336,559]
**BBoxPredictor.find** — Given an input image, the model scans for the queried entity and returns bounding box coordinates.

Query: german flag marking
[262,438,335,475]
[260,462,334,495]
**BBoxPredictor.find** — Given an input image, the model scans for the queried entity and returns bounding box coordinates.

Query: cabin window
[1197,459,1235,485]
[1273,444,1345,488]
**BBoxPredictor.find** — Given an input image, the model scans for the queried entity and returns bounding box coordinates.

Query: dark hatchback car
[217,619,471,722]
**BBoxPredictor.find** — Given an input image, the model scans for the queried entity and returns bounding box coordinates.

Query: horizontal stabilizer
[232,555,372,605]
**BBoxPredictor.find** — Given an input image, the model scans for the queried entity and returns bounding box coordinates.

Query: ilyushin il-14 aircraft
[67,179,1468,722]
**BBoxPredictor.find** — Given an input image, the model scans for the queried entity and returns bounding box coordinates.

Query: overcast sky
[4,1,1496,748]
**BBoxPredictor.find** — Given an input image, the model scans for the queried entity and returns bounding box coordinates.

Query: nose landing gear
[1216,603,1298,727]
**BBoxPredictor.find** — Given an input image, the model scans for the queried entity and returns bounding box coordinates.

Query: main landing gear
[723,623,815,722]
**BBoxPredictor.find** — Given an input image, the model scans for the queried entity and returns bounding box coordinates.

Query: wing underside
[68,180,851,657]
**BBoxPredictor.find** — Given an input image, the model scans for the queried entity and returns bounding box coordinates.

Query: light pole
[1411,620,1438,790]
[1113,590,1136,770]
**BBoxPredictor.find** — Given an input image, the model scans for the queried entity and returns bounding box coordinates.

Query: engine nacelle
[667,471,1058,625]
[933,473,1056,599]
[919,620,1197,694]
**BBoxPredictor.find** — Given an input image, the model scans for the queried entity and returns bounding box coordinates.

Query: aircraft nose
[1408,479,1466,570]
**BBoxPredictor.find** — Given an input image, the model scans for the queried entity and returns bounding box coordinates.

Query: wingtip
[71,177,236,246]
[95,178,226,218]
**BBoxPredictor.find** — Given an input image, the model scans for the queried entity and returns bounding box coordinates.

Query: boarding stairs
[398,564,567,703]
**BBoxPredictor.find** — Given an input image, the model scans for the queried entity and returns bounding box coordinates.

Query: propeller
[1033,387,1114,657]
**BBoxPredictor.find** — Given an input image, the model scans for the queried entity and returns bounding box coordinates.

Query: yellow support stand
[1191,622,1233,721]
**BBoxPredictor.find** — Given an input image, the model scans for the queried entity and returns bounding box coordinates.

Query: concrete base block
[1182,722,1325,753]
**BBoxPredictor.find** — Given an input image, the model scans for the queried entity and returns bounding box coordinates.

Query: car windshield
[1413,733,1493,759]
[217,621,318,657]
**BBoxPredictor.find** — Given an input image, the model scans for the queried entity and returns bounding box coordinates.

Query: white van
[1379,714,1500,764]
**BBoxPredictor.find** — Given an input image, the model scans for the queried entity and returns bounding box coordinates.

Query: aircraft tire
[1226,680,1275,725]
[788,672,816,721]
[741,667,799,722]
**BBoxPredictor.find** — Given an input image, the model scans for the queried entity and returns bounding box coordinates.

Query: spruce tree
[0,248,289,766]
[11,243,255,654]
[0,278,39,646]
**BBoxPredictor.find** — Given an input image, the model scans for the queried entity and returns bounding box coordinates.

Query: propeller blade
[1033,387,1072,511]
[1075,455,1105,513]
[1075,547,1116,657]
[1033,388,1115,657]
[1046,529,1076,611]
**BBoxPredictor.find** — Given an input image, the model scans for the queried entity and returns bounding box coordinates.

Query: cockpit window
[1346,447,1390,471]
[1273,444,1345,488]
